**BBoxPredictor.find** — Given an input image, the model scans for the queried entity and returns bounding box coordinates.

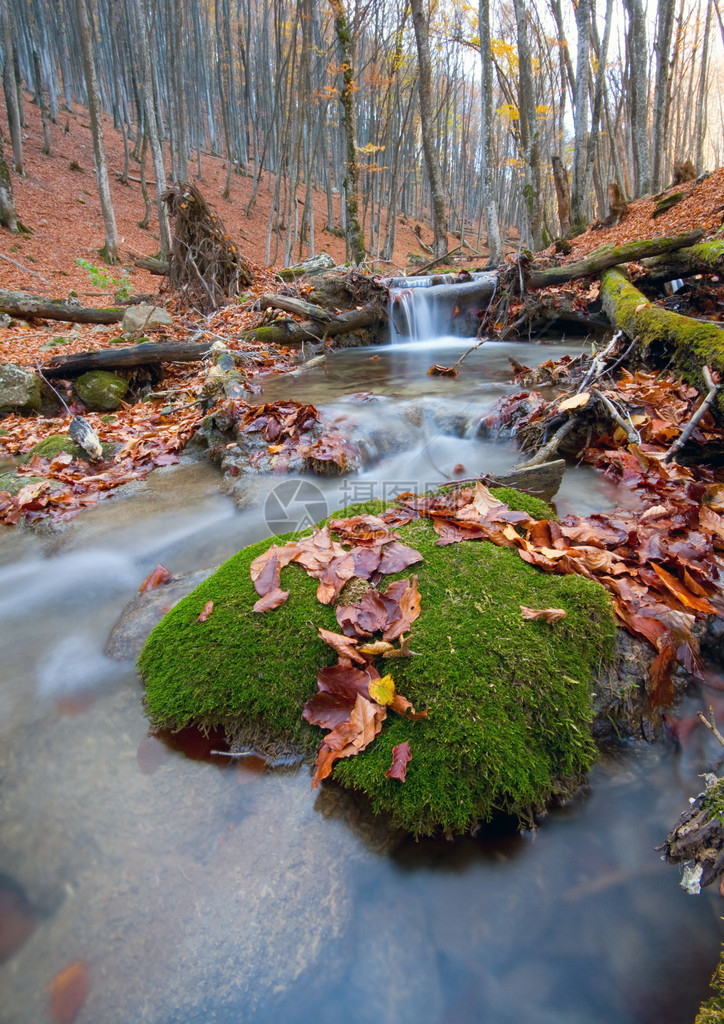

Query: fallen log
[600,266,724,415]
[42,341,213,378]
[657,773,724,894]
[527,230,704,289]
[639,240,724,284]
[134,256,169,276]
[0,288,124,324]
[257,293,335,324]
[243,301,385,346]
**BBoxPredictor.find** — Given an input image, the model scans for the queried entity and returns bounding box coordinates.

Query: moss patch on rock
[22,433,118,463]
[75,370,128,411]
[138,493,615,836]
[696,948,724,1024]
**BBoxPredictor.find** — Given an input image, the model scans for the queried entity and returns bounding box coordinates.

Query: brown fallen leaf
[317,627,367,665]
[252,588,290,613]
[49,959,90,1024]
[558,392,591,411]
[386,741,412,781]
[520,606,568,623]
[311,694,386,787]
[427,364,458,376]
[196,600,214,623]
[138,564,173,592]
[390,692,428,720]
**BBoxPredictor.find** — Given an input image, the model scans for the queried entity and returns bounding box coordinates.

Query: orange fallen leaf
[196,600,214,622]
[138,564,173,592]
[49,959,90,1024]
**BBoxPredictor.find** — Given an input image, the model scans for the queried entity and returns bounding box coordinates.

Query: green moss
[138,497,615,836]
[22,433,117,463]
[0,472,44,495]
[696,948,724,1024]
[600,267,724,415]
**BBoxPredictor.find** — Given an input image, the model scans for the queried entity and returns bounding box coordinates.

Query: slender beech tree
[329,0,365,264]
[570,0,591,228]
[624,0,652,196]
[75,0,118,262]
[651,0,676,191]
[478,0,501,264]
[512,0,543,250]
[409,0,447,259]
[0,132,18,230]
[1,0,23,174]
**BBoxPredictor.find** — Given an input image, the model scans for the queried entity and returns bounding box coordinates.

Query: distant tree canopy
[1,0,721,259]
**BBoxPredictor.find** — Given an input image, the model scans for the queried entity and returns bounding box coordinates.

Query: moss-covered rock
[22,433,118,463]
[0,472,44,495]
[138,495,615,836]
[75,371,128,411]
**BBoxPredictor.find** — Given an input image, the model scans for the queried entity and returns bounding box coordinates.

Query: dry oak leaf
[253,588,290,613]
[558,392,591,411]
[196,599,214,622]
[311,694,386,788]
[138,564,173,593]
[386,741,412,782]
[520,606,568,623]
[49,959,90,1024]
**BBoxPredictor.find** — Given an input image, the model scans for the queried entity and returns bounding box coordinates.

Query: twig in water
[516,416,581,469]
[697,708,724,749]
[664,366,720,463]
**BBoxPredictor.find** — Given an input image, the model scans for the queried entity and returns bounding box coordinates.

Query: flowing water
[1,294,723,1023]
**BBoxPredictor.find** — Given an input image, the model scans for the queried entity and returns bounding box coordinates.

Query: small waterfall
[388,272,498,342]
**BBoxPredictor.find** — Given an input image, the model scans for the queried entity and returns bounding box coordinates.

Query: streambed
[1,332,723,1023]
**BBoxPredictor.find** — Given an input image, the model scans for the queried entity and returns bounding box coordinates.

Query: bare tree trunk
[478,0,502,264]
[571,0,591,227]
[695,0,713,173]
[512,0,543,250]
[409,0,447,259]
[551,154,571,234]
[330,0,365,264]
[0,133,18,231]
[75,0,118,263]
[624,0,652,196]
[1,0,23,175]
[651,0,676,191]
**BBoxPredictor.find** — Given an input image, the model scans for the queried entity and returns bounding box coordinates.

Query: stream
[1,312,724,1023]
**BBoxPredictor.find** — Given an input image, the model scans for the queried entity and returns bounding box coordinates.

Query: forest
[4,1,724,1023]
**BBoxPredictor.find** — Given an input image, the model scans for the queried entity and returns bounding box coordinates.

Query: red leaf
[649,645,677,707]
[317,627,367,665]
[138,564,173,592]
[390,693,428,720]
[196,599,214,622]
[386,741,412,781]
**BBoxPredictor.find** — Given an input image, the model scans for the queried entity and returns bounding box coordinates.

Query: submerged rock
[137,494,619,837]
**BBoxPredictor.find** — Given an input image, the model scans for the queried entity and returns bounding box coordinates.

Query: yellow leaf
[359,640,395,656]
[369,673,396,706]
[558,392,590,411]
[635,302,649,312]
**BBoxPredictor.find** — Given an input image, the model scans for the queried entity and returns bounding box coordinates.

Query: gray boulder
[0,364,42,413]
[122,303,173,335]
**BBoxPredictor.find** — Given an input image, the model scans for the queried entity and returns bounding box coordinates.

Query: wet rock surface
[0,364,42,413]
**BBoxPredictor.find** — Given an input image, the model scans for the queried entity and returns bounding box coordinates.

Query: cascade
[387,271,498,342]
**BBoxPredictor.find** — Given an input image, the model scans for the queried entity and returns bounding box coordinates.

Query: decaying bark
[0,289,124,324]
[241,301,385,346]
[134,255,169,276]
[527,231,703,289]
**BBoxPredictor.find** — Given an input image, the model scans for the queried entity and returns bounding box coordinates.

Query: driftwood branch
[134,255,169,276]
[0,288,124,324]
[42,341,214,377]
[527,230,704,289]
[0,253,54,288]
[244,301,385,346]
[515,416,581,469]
[664,366,721,461]
[697,708,724,749]
[590,387,640,443]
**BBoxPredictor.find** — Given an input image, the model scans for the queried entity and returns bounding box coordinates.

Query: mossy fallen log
[0,288,124,324]
[640,240,724,284]
[137,495,615,837]
[600,266,724,415]
[241,302,385,346]
[527,230,703,289]
[42,341,214,377]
